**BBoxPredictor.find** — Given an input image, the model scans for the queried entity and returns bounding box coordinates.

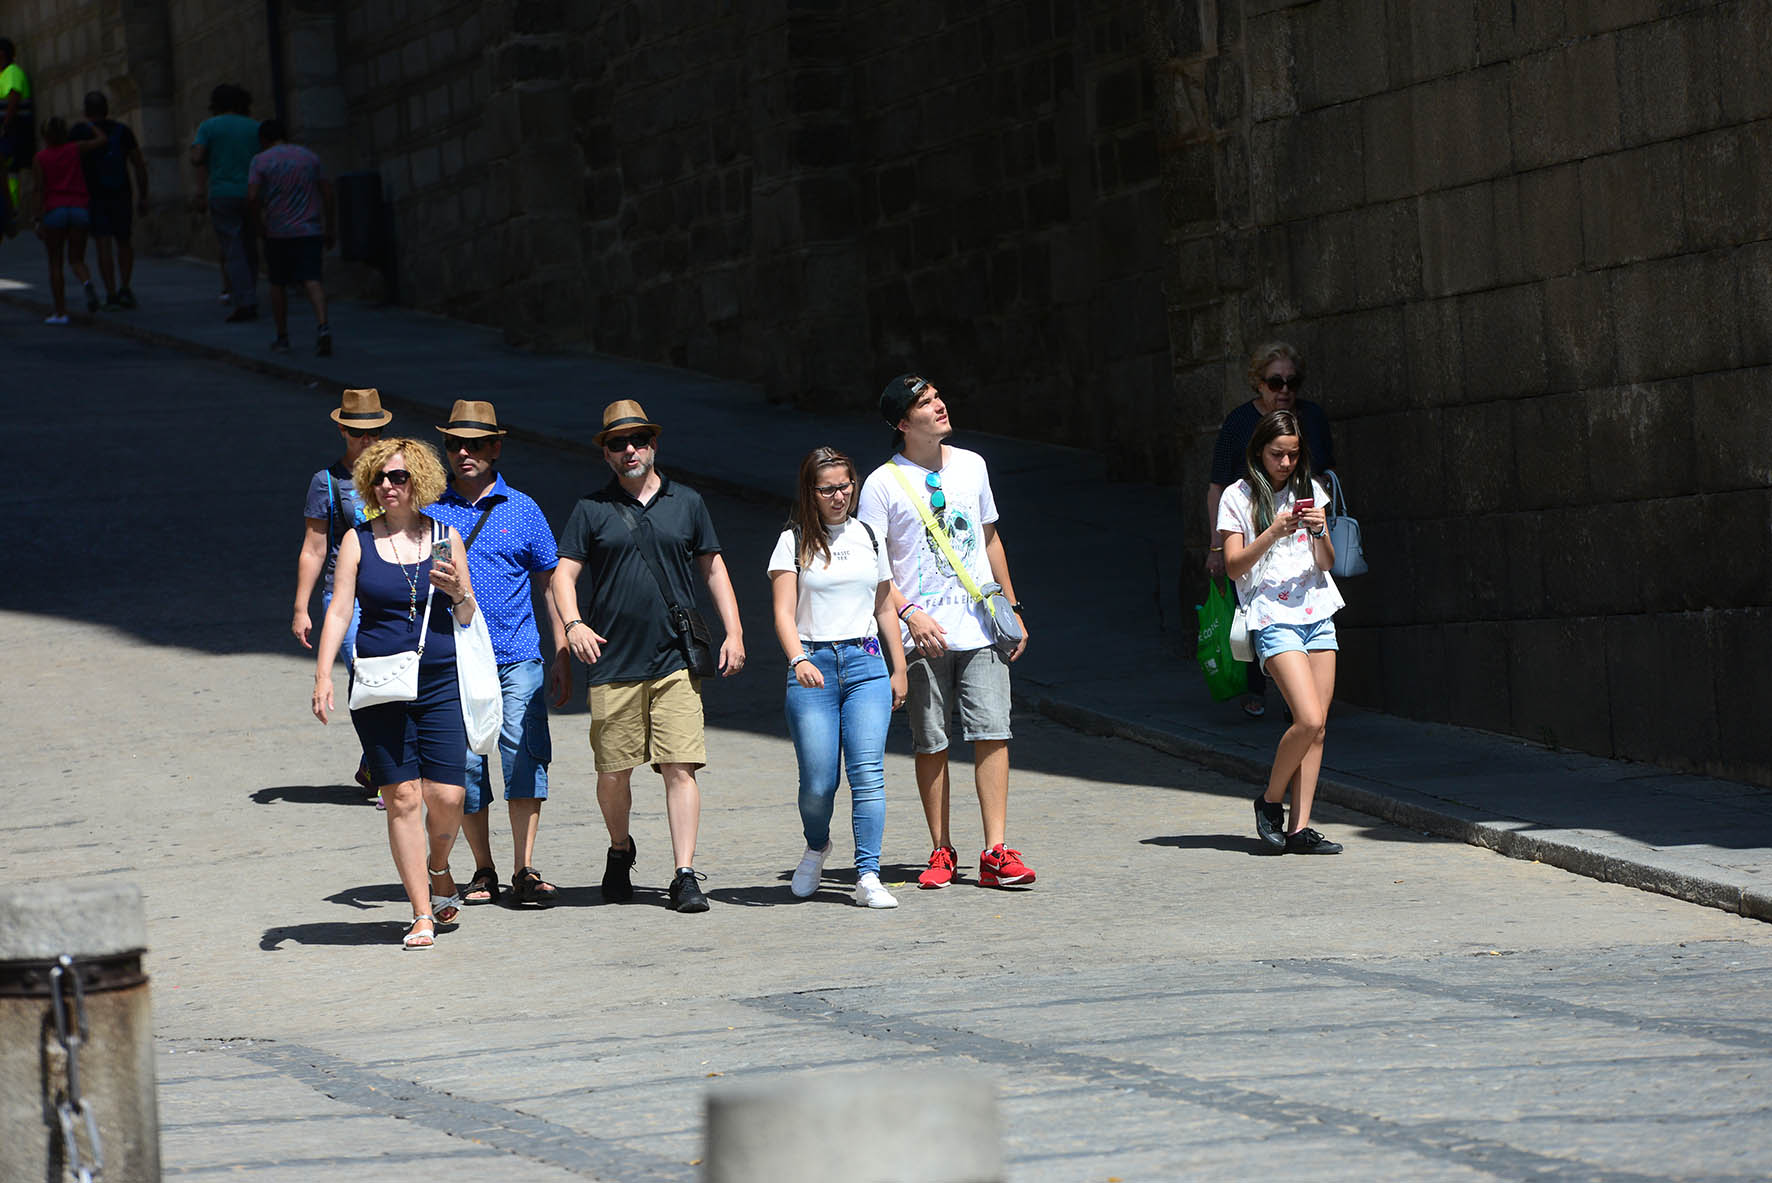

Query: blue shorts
[1254,618,1339,673]
[42,206,89,230]
[463,659,552,813]
[350,660,467,787]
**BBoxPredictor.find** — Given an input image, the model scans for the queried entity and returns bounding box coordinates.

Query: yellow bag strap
[880,460,986,604]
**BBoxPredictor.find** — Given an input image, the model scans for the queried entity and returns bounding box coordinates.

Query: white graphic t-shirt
[766,518,891,641]
[1216,478,1345,629]
[857,447,999,652]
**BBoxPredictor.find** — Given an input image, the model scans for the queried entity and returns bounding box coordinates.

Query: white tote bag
[455,605,503,756]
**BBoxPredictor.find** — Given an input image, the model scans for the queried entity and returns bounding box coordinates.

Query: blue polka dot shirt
[427,473,559,665]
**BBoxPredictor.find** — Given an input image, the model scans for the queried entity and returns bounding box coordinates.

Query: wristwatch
[1011,601,1025,614]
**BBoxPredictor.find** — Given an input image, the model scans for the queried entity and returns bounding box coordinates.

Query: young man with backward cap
[857,373,1034,890]
[425,400,568,908]
[552,400,746,913]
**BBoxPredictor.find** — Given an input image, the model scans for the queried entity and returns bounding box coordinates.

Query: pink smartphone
[1295,497,1315,511]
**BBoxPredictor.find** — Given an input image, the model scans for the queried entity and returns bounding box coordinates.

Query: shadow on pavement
[1141,833,1276,856]
[260,920,411,949]
[323,882,409,910]
[251,784,376,806]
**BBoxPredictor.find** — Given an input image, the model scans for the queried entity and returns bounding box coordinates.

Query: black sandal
[511,866,558,908]
[464,866,501,906]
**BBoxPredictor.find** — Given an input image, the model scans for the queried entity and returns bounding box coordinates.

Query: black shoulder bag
[614,503,719,678]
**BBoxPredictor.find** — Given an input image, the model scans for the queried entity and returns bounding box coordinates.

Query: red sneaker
[918,845,958,889]
[979,844,1035,887]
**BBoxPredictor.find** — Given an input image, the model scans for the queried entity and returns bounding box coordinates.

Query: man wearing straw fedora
[293,387,389,797]
[552,399,746,914]
[426,399,568,909]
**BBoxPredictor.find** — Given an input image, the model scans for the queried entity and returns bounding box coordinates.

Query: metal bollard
[705,1072,1002,1183]
[0,881,160,1182]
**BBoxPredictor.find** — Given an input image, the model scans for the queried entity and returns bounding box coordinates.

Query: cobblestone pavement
[6,311,1772,1180]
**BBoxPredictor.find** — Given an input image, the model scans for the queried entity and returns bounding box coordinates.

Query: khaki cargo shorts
[587,668,706,772]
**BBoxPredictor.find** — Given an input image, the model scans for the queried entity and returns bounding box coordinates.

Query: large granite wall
[1162,0,1771,782]
[10,0,1768,782]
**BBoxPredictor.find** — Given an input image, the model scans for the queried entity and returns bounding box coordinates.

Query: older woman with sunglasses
[1203,342,1336,719]
[312,437,478,950]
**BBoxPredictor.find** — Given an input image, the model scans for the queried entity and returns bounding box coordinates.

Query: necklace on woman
[384,523,422,620]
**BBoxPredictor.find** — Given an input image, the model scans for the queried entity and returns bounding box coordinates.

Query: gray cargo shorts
[906,645,1012,754]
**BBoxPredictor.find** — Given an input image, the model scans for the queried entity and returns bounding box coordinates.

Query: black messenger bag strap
[461,501,498,551]
[613,502,682,613]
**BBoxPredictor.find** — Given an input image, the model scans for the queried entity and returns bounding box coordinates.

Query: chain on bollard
[48,954,105,1183]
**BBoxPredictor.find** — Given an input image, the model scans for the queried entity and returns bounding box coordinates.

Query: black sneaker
[270,336,292,353]
[1254,795,1287,851]
[1285,828,1343,855]
[84,285,100,314]
[102,292,123,310]
[116,288,137,309]
[316,331,333,357]
[668,867,708,913]
[601,837,636,902]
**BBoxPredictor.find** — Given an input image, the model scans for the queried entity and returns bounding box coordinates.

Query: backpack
[90,121,129,192]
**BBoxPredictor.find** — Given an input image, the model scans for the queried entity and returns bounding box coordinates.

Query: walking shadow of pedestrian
[250,784,374,806]
[260,920,413,950]
[1141,833,1275,856]
[324,882,410,910]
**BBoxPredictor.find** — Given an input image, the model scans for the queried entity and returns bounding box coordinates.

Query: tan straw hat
[436,399,507,438]
[330,387,392,429]
[594,399,663,447]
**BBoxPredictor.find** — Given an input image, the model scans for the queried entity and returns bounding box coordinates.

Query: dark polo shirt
[1210,398,1336,488]
[556,475,721,686]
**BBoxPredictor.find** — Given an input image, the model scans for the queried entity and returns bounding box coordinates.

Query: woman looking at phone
[768,446,908,908]
[1216,411,1345,855]
[312,437,479,948]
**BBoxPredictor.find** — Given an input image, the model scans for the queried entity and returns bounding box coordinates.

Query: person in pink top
[30,116,107,324]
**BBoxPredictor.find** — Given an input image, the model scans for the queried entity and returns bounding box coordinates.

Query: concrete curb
[15,287,1764,925]
[1026,690,1772,923]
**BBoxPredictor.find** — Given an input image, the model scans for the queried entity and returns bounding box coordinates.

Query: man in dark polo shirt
[551,399,746,914]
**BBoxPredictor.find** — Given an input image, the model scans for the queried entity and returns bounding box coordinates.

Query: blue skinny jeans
[783,640,890,877]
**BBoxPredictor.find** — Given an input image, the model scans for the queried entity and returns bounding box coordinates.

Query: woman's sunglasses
[1263,374,1303,392]
[372,469,411,487]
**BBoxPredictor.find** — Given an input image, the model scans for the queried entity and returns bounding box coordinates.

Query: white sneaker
[790,842,831,898]
[44,314,68,325]
[854,873,899,909]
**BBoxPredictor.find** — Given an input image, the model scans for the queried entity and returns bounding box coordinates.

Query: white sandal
[403,915,436,950]
[428,866,462,924]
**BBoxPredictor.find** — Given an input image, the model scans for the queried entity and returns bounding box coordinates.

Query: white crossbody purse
[349,523,440,710]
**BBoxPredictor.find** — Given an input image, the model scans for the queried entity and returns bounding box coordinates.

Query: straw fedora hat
[436,399,508,438]
[594,399,663,447]
[330,387,393,429]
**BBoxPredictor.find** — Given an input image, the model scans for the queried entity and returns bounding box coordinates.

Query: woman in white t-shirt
[768,447,909,908]
[1217,410,1346,856]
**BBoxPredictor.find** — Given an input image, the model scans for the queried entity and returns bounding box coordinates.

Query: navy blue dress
[349,521,466,785]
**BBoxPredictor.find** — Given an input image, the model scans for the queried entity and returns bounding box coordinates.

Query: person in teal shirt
[189,83,260,321]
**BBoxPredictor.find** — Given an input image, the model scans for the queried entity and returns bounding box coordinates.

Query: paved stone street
[6,308,1772,1181]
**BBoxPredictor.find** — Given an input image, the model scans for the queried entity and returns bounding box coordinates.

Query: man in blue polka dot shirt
[427,399,569,909]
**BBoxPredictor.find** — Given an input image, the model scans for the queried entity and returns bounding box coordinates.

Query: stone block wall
[1165,0,1772,782]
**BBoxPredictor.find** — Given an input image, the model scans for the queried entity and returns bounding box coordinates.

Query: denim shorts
[42,206,89,230]
[1254,617,1339,672]
[906,645,1012,754]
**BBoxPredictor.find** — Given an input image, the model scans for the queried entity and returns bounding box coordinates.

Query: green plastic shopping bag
[1195,577,1247,701]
